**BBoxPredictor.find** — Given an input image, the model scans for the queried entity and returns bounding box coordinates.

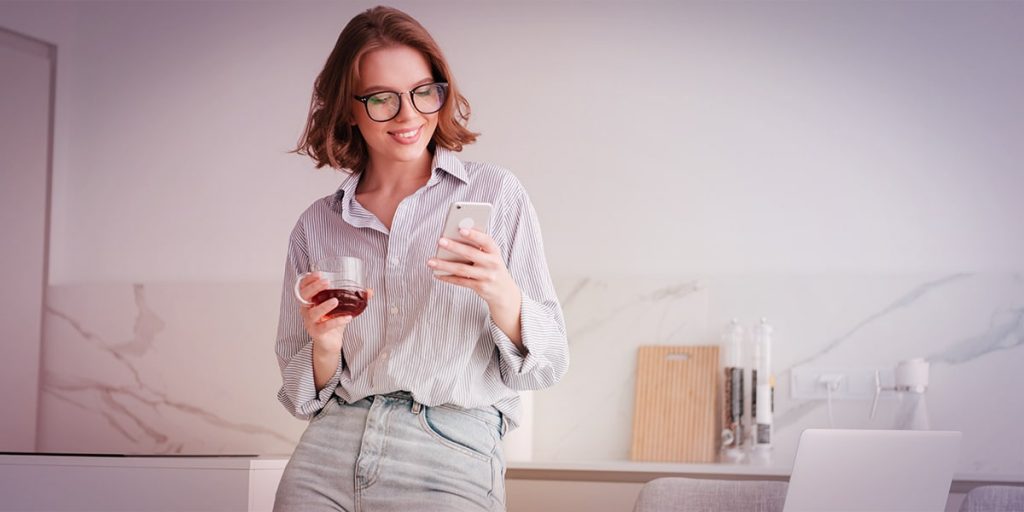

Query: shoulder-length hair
[293,6,478,173]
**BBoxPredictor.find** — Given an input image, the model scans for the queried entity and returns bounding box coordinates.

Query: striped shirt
[275,147,569,429]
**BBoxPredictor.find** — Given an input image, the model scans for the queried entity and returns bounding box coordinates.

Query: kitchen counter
[503,459,1024,492]
[2,454,1020,512]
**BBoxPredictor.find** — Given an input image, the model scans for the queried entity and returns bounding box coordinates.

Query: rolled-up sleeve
[275,221,342,420]
[491,188,569,390]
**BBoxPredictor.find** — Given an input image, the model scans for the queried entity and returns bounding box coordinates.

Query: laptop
[783,429,962,512]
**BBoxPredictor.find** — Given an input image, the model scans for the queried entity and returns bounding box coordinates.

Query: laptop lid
[783,429,961,512]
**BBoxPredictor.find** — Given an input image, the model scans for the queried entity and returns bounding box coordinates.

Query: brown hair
[292,6,478,173]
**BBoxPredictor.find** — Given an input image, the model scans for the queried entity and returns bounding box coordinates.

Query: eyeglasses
[353,82,449,122]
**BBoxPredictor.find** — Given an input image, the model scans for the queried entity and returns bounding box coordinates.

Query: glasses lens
[365,92,400,121]
[411,83,447,115]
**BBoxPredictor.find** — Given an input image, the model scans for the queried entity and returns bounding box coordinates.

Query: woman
[273,6,569,511]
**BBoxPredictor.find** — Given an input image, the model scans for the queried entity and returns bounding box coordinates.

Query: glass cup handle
[293,272,315,306]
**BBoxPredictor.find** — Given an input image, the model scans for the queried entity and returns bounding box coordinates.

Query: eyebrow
[360,77,435,95]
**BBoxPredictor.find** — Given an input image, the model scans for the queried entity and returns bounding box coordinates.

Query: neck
[359,149,433,195]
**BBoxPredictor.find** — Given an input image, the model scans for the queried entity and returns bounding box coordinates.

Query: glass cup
[293,256,368,319]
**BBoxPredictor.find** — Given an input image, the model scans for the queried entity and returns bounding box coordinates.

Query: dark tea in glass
[293,256,367,314]
[312,287,368,318]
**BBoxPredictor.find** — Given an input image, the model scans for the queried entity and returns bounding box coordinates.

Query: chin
[374,137,434,162]
[391,143,430,162]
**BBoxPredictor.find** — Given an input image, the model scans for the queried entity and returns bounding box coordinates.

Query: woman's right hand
[296,273,373,352]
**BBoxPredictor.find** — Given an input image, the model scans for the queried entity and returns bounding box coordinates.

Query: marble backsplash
[542,274,1024,477]
[36,274,1024,477]
[39,283,302,455]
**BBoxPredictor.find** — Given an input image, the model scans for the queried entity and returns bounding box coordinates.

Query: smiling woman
[273,6,569,512]
[292,7,476,175]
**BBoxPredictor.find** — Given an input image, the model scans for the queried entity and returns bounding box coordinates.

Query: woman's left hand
[428,228,520,309]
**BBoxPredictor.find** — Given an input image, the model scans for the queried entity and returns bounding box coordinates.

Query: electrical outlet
[790,366,894,400]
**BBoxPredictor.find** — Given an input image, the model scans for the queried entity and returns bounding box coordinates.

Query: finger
[457,228,500,255]
[318,315,352,331]
[434,273,479,290]
[299,271,323,286]
[438,237,486,264]
[308,297,338,321]
[365,288,374,301]
[299,277,330,303]
[428,258,488,280]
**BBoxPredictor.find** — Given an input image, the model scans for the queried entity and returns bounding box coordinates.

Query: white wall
[0,0,1021,285]
[0,28,53,451]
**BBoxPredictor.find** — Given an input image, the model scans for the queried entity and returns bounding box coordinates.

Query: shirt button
[390,306,399,316]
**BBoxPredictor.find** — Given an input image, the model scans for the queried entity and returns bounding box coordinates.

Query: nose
[394,92,422,122]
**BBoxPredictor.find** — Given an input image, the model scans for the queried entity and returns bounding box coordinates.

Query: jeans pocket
[418,405,494,462]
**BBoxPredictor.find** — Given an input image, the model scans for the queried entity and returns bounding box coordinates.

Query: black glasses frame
[353,82,449,122]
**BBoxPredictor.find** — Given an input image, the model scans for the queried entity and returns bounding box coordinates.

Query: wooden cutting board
[630,345,720,463]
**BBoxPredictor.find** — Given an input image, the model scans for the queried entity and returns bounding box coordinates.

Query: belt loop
[411,401,422,415]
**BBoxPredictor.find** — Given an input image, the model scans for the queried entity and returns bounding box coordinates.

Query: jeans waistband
[378,390,414,401]
[367,390,506,435]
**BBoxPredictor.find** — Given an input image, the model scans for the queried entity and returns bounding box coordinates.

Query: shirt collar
[329,146,469,213]
[431,146,469,185]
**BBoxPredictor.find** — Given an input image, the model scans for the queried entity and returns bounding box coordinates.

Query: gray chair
[959,485,1024,512]
[633,477,789,512]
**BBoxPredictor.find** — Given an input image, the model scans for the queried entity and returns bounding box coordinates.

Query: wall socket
[790,365,895,400]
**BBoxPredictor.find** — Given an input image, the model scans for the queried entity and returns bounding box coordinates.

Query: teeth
[394,128,419,138]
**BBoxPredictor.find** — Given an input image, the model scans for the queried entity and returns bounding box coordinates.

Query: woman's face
[353,45,439,170]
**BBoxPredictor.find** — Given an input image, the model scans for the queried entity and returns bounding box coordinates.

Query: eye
[367,95,389,105]
[415,84,442,96]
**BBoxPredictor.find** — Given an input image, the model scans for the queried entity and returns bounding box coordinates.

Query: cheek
[355,119,384,139]
[352,109,380,134]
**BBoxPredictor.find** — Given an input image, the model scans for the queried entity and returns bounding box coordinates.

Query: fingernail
[427,260,437,267]
[438,238,449,247]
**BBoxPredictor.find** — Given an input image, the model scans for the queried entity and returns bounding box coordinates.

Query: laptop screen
[783,429,961,512]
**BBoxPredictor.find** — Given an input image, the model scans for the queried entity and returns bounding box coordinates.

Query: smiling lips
[388,125,422,145]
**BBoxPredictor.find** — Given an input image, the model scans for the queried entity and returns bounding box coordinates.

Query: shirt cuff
[490,294,547,375]
[278,340,343,420]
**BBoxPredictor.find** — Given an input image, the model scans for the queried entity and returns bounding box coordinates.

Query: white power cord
[818,374,844,428]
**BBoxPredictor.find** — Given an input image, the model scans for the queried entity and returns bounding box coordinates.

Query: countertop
[4,453,1021,490]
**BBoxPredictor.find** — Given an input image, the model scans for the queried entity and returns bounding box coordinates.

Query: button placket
[385,228,402,319]
[384,205,408,334]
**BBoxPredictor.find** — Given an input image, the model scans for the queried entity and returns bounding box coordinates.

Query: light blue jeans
[273,391,507,512]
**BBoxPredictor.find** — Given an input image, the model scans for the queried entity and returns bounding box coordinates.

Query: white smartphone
[434,201,493,276]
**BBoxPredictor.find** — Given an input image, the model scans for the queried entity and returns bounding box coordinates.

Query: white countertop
[502,459,1024,485]
[4,454,1021,486]
[508,459,791,477]
[0,453,260,470]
